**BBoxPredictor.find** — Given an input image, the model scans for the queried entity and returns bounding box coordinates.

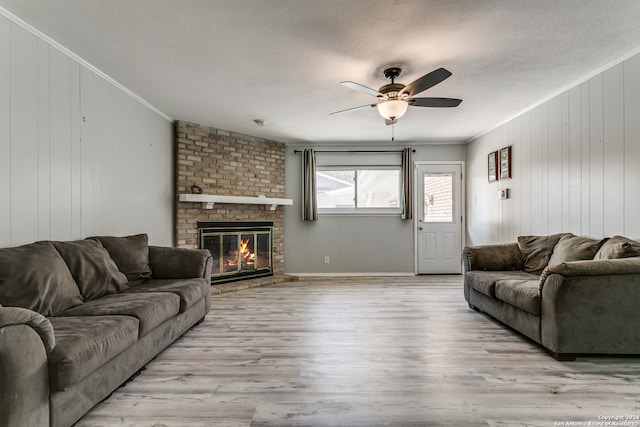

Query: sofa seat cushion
[494,280,541,316]
[55,292,180,336]
[48,315,139,391]
[125,278,210,313]
[466,271,538,298]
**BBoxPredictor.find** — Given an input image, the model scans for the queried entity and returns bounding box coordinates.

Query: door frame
[413,161,466,274]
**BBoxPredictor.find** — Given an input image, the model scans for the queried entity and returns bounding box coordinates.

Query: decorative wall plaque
[488,151,498,182]
[499,146,512,180]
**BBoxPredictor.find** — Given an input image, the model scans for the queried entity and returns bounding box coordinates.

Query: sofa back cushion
[0,241,83,316]
[593,236,640,260]
[517,233,569,275]
[88,234,152,286]
[52,240,129,300]
[548,234,608,265]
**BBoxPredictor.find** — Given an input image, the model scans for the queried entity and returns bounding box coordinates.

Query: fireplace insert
[198,221,273,283]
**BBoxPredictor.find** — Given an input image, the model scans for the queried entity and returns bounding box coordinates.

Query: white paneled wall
[467,53,640,245]
[0,16,174,248]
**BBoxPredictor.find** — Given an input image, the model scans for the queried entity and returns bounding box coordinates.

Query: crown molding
[0,6,173,123]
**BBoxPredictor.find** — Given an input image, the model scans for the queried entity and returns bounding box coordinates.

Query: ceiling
[2,0,640,145]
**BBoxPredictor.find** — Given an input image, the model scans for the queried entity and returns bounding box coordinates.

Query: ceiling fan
[331,67,462,125]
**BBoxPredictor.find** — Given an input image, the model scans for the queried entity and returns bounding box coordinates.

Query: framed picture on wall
[499,146,512,180]
[488,151,499,182]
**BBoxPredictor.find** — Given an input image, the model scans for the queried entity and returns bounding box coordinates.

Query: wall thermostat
[498,189,510,200]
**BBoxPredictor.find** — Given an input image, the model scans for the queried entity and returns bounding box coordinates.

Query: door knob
[418,226,424,230]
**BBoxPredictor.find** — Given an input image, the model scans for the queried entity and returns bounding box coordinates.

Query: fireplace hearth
[198,221,273,283]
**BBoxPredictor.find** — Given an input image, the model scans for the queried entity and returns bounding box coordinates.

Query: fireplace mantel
[179,193,293,210]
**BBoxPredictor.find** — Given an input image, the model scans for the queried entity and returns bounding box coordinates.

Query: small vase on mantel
[190,183,203,194]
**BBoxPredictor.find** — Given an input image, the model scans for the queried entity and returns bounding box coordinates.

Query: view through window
[423,173,453,222]
[317,168,400,211]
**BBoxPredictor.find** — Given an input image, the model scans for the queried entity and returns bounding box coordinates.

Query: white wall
[466,52,640,245]
[284,143,467,274]
[0,15,174,248]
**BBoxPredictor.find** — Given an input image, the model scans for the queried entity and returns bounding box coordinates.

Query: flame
[239,239,256,263]
[225,238,255,268]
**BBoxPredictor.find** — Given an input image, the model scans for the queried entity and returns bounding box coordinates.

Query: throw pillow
[52,239,129,300]
[517,233,569,275]
[0,241,83,316]
[594,236,640,260]
[88,234,152,286]
[548,235,608,266]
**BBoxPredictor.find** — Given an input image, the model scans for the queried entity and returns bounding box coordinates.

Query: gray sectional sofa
[0,234,212,427]
[463,233,640,360]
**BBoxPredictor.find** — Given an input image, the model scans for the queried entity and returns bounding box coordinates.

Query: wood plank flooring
[76,276,640,427]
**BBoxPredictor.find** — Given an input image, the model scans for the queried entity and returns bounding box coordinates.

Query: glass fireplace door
[200,228,272,282]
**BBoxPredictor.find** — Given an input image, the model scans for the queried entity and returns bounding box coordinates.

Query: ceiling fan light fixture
[377,99,408,120]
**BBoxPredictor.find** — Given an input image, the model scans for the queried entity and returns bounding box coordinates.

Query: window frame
[316,165,402,215]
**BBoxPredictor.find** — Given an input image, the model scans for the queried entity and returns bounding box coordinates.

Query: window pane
[357,170,400,208]
[424,173,453,222]
[317,170,355,208]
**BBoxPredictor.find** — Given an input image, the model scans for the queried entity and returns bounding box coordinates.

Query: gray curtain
[401,147,413,220]
[302,148,318,221]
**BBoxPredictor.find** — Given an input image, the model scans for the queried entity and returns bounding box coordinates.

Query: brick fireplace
[174,121,286,276]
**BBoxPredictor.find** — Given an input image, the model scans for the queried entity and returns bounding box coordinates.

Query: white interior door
[416,163,463,274]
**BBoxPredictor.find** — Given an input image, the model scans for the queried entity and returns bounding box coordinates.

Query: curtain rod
[293,149,415,154]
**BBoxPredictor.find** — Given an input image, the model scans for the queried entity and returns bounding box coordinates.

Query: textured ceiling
[2,0,640,145]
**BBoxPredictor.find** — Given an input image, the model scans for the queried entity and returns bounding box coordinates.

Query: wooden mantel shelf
[179,193,293,210]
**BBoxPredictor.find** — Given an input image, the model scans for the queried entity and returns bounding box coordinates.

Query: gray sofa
[0,234,212,427]
[463,233,640,360]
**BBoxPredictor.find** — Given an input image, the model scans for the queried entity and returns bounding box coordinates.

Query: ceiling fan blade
[400,68,452,97]
[330,103,377,115]
[340,81,382,97]
[385,119,398,126]
[409,97,462,108]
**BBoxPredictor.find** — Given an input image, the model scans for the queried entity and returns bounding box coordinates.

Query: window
[317,167,401,212]
[423,173,453,223]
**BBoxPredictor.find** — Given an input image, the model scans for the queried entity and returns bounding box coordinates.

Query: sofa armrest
[542,256,640,278]
[0,306,55,353]
[462,243,523,272]
[149,246,213,279]
[0,307,52,426]
[540,258,640,355]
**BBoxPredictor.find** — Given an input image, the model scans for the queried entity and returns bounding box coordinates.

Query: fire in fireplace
[198,221,273,283]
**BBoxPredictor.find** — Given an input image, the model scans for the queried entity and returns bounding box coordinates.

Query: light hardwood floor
[76,276,640,427]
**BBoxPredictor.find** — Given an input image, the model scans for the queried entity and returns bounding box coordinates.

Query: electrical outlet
[324,256,330,264]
